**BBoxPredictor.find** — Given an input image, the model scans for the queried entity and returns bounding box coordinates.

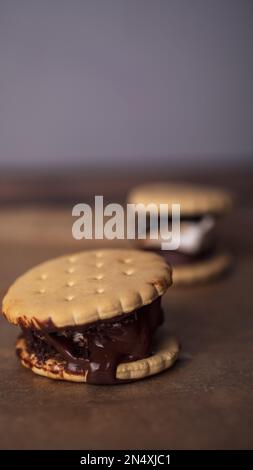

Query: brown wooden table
[0,165,252,449]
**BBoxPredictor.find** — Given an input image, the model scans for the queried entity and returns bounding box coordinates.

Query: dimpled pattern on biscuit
[3,249,172,328]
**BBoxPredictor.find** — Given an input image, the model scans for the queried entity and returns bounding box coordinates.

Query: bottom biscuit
[172,252,232,286]
[16,335,179,384]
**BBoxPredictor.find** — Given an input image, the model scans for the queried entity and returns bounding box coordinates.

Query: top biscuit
[128,182,233,216]
[2,249,171,329]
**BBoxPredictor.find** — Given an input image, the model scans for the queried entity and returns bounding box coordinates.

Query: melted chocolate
[144,246,216,266]
[139,214,205,235]
[19,298,163,384]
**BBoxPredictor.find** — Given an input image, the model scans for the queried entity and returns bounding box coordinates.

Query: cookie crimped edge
[16,336,179,383]
[2,248,172,328]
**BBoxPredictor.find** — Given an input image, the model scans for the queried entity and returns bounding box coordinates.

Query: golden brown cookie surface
[128,182,233,215]
[3,249,171,328]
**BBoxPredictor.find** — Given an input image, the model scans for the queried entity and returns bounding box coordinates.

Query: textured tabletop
[0,166,252,449]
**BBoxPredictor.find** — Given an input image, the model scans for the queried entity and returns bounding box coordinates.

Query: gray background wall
[0,0,252,169]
